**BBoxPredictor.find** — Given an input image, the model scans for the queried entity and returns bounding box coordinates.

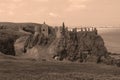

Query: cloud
[8,4,17,10]
[0,0,25,16]
[66,0,88,11]
[0,9,4,14]
[35,0,48,2]
[71,4,86,9]
[67,4,87,11]
[49,12,59,17]
[69,0,88,2]
[69,0,89,4]
[12,0,23,2]
[0,0,119,26]
[8,11,14,15]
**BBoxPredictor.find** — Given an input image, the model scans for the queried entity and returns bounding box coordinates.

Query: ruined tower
[41,22,49,37]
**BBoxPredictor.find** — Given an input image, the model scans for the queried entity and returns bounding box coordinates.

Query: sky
[0,0,120,27]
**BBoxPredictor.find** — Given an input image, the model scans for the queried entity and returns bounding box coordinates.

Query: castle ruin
[16,22,108,63]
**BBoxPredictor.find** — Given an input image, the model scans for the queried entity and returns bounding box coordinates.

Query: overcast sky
[0,0,120,26]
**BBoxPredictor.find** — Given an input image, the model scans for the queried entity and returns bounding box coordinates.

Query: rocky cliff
[14,24,108,63]
[53,26,108,63]
[0,22,109,63]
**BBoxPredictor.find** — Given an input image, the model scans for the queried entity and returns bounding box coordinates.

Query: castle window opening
[43,29,45,31]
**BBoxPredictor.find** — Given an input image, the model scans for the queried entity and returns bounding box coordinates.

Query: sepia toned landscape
[0,0,120,80]
[0,22,120,80]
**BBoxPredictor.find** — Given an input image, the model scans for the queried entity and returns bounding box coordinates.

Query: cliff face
[0,23,36,56]
[0,22,108,63]
[53,27,108,62]
[0,29,22,56]
[0,22,42,56]
[15,25,108,63]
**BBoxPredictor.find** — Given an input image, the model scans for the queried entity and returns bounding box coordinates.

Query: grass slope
[0,58,120,80]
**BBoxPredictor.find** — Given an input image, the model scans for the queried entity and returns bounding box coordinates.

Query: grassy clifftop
[0,22,43,56]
